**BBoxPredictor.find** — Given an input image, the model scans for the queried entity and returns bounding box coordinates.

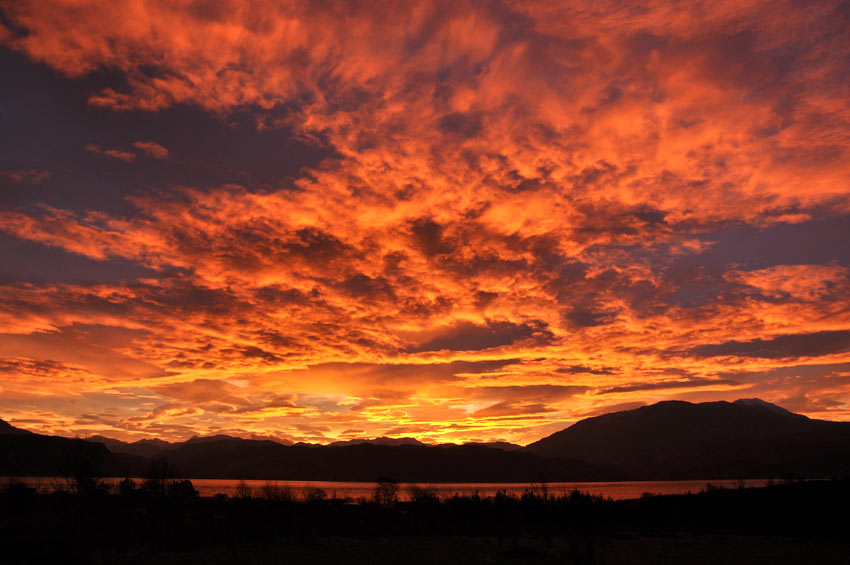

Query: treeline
[2,475,849,563]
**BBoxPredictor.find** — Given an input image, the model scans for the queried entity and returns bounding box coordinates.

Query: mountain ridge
[527,398,850,479]
[4,399,850,481]
[0,418,32,436]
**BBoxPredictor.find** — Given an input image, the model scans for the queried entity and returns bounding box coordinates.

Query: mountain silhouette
[328,436,426,447]
[0,423,148,478]
[0,419,613,481]
[527,399,850,479]
[144,438,614,482]
[4,399,850,481]
[439,441,524,451]
[0,418,32,435]
[87,435,175,458]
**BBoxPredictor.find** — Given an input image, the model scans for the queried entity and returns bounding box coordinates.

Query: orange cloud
[0,1,848,442]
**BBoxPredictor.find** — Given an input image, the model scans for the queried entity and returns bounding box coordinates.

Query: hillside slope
[526,399,850,479]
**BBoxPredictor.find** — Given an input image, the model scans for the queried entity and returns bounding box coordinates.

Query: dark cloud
[688,330,850,359]
[152,379,250,405]
[600,377,740,394]
[438,111,484,139]
[255,285,314,306]
[0,357,87,376]
[298,359,523,386]
[339,273,396,300]
[471,384,588,403]
[473,401,553,418]
[408,320,554,352]
[437,248,530,279]
[565,305,617,327]
[572,202,669,242]
[137,278,240,315]
[234,346,283,363]
[557,365,615,375]
[286,227,354,261]
[255,329,302,349]
[410,218,454,257]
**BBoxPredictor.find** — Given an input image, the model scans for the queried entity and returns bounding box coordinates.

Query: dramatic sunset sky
[1,1,849,445]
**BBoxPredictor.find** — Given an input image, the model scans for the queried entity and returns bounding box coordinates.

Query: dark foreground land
[2,479,849,564]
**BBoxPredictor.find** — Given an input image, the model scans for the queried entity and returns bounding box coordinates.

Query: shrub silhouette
[406,483,439,503]
[303,486,327,502]
[526,480,550,501]
[118,477,137,495]
[260,481,294,502]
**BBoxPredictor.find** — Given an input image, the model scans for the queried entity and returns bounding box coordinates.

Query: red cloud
[2,169,51,183]
[133,141,168,160]
[85,143,135,162]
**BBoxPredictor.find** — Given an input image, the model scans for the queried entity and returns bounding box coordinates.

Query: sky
[0,0,849,445]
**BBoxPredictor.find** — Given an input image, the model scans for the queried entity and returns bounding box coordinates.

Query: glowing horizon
[1,1,849,444]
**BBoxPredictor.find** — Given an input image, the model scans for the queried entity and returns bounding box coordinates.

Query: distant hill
[328,436,426,447]
[0,418,32,436]
[153,439,615,482]
[527,399,850,479]
[86,434,247,457]
[78,433,545,481]
[0,431,148,479]
[88,435,175,458]
[442,441,524,451]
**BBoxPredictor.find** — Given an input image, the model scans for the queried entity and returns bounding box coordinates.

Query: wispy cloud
[84,143,135,162]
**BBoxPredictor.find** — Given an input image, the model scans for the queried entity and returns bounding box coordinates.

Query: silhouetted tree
[64,439,106,496]
[169,479,198,497]
[235,480,254,499]
[374,478,399,507]
[261,481,294,502]
[142,458,179,496]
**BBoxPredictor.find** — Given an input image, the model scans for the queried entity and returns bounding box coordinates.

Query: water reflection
[11,477,770,501]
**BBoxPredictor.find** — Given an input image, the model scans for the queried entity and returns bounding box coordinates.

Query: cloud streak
[84,143,135,162]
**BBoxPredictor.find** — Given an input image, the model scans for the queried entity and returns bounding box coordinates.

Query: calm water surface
[11,477,770,501]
